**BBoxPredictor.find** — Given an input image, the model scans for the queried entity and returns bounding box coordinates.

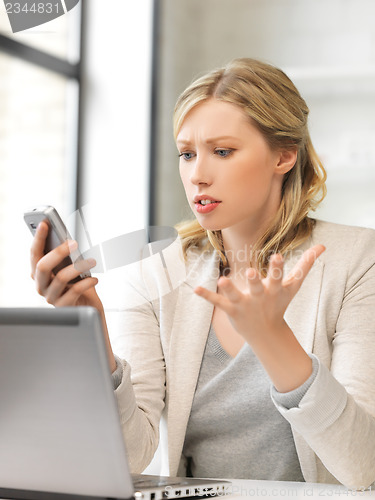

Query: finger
[267,254,284,293]
[70,256,95,275]
[194,286,234,314]
[30,221,49,278]
[45,258,96,305]
[54,277,99,307]
[217,277,243,303]
[283,244,325,292]
[246,267,264,296]
[34,239,78,294]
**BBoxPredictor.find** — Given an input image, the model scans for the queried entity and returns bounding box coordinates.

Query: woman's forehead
[177,99,253,142]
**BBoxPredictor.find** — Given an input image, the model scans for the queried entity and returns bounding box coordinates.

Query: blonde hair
[174,58,327,275]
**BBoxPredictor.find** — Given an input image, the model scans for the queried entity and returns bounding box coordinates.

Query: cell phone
[24,205,91,282]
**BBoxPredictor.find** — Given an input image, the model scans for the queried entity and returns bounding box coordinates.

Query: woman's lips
[194,201,221,214]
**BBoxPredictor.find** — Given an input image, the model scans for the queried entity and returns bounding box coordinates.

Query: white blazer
[112,220,375,489]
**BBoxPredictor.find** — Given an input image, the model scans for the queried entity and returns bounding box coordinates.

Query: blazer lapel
[166,250,219,475]
[284,247,325,353]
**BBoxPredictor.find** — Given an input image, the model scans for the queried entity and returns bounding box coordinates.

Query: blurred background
[1,0,375,308]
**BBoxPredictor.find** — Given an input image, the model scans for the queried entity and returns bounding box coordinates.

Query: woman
[30,58,375,489]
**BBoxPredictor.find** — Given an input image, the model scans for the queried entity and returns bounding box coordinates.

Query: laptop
[0,307,231,500]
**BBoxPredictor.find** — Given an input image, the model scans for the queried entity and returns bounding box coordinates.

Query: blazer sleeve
[108,259,166,474]
[272,227,375,490]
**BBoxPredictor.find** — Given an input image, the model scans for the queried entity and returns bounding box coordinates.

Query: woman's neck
[221,227,261,287]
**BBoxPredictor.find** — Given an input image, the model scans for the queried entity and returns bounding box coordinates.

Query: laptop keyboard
[132,474,187,488]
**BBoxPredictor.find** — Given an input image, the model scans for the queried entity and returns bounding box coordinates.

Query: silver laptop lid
[0,307,134,500]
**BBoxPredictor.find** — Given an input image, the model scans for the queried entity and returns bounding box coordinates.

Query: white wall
[154,0,375,230]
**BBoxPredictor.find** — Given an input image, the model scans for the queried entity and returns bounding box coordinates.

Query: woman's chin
[195,217,225,232]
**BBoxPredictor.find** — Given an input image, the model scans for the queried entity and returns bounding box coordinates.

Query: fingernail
[272,254,283,263]
[246,269,257,279]
[68,240,78,251]
[87,258,96,267]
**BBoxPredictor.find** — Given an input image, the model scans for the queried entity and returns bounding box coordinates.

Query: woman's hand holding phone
[30,221,99,308]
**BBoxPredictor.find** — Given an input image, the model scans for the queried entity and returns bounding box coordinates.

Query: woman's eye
[215,149,234,158]
[179,152,195,161]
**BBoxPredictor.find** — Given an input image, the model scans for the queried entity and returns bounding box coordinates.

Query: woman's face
[176,99,295,236]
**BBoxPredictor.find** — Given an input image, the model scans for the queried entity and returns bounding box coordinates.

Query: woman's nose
[190,155,212,186]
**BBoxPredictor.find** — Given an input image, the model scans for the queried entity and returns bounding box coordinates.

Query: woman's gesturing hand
[195,244,325,343]
[30,220,101,309]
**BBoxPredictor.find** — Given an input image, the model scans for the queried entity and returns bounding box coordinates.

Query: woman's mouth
[194,198,222,214]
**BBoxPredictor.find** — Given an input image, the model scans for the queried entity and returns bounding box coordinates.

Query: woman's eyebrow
[177,135,240,145]
[176,139,193,146]
[205,135,240,144]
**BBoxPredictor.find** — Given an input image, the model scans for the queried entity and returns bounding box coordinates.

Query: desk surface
[1,480,374,500]
[225,479,375,499]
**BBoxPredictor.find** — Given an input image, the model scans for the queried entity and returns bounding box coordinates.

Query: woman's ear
[275,149,298,175]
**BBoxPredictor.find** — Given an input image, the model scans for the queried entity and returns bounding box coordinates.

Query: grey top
[181,324,318,480]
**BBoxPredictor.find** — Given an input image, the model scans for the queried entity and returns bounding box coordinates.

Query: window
[0,4,81,306]
[0,1,154,307]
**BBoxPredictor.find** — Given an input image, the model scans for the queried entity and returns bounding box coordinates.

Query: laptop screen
[0,307,134,500]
